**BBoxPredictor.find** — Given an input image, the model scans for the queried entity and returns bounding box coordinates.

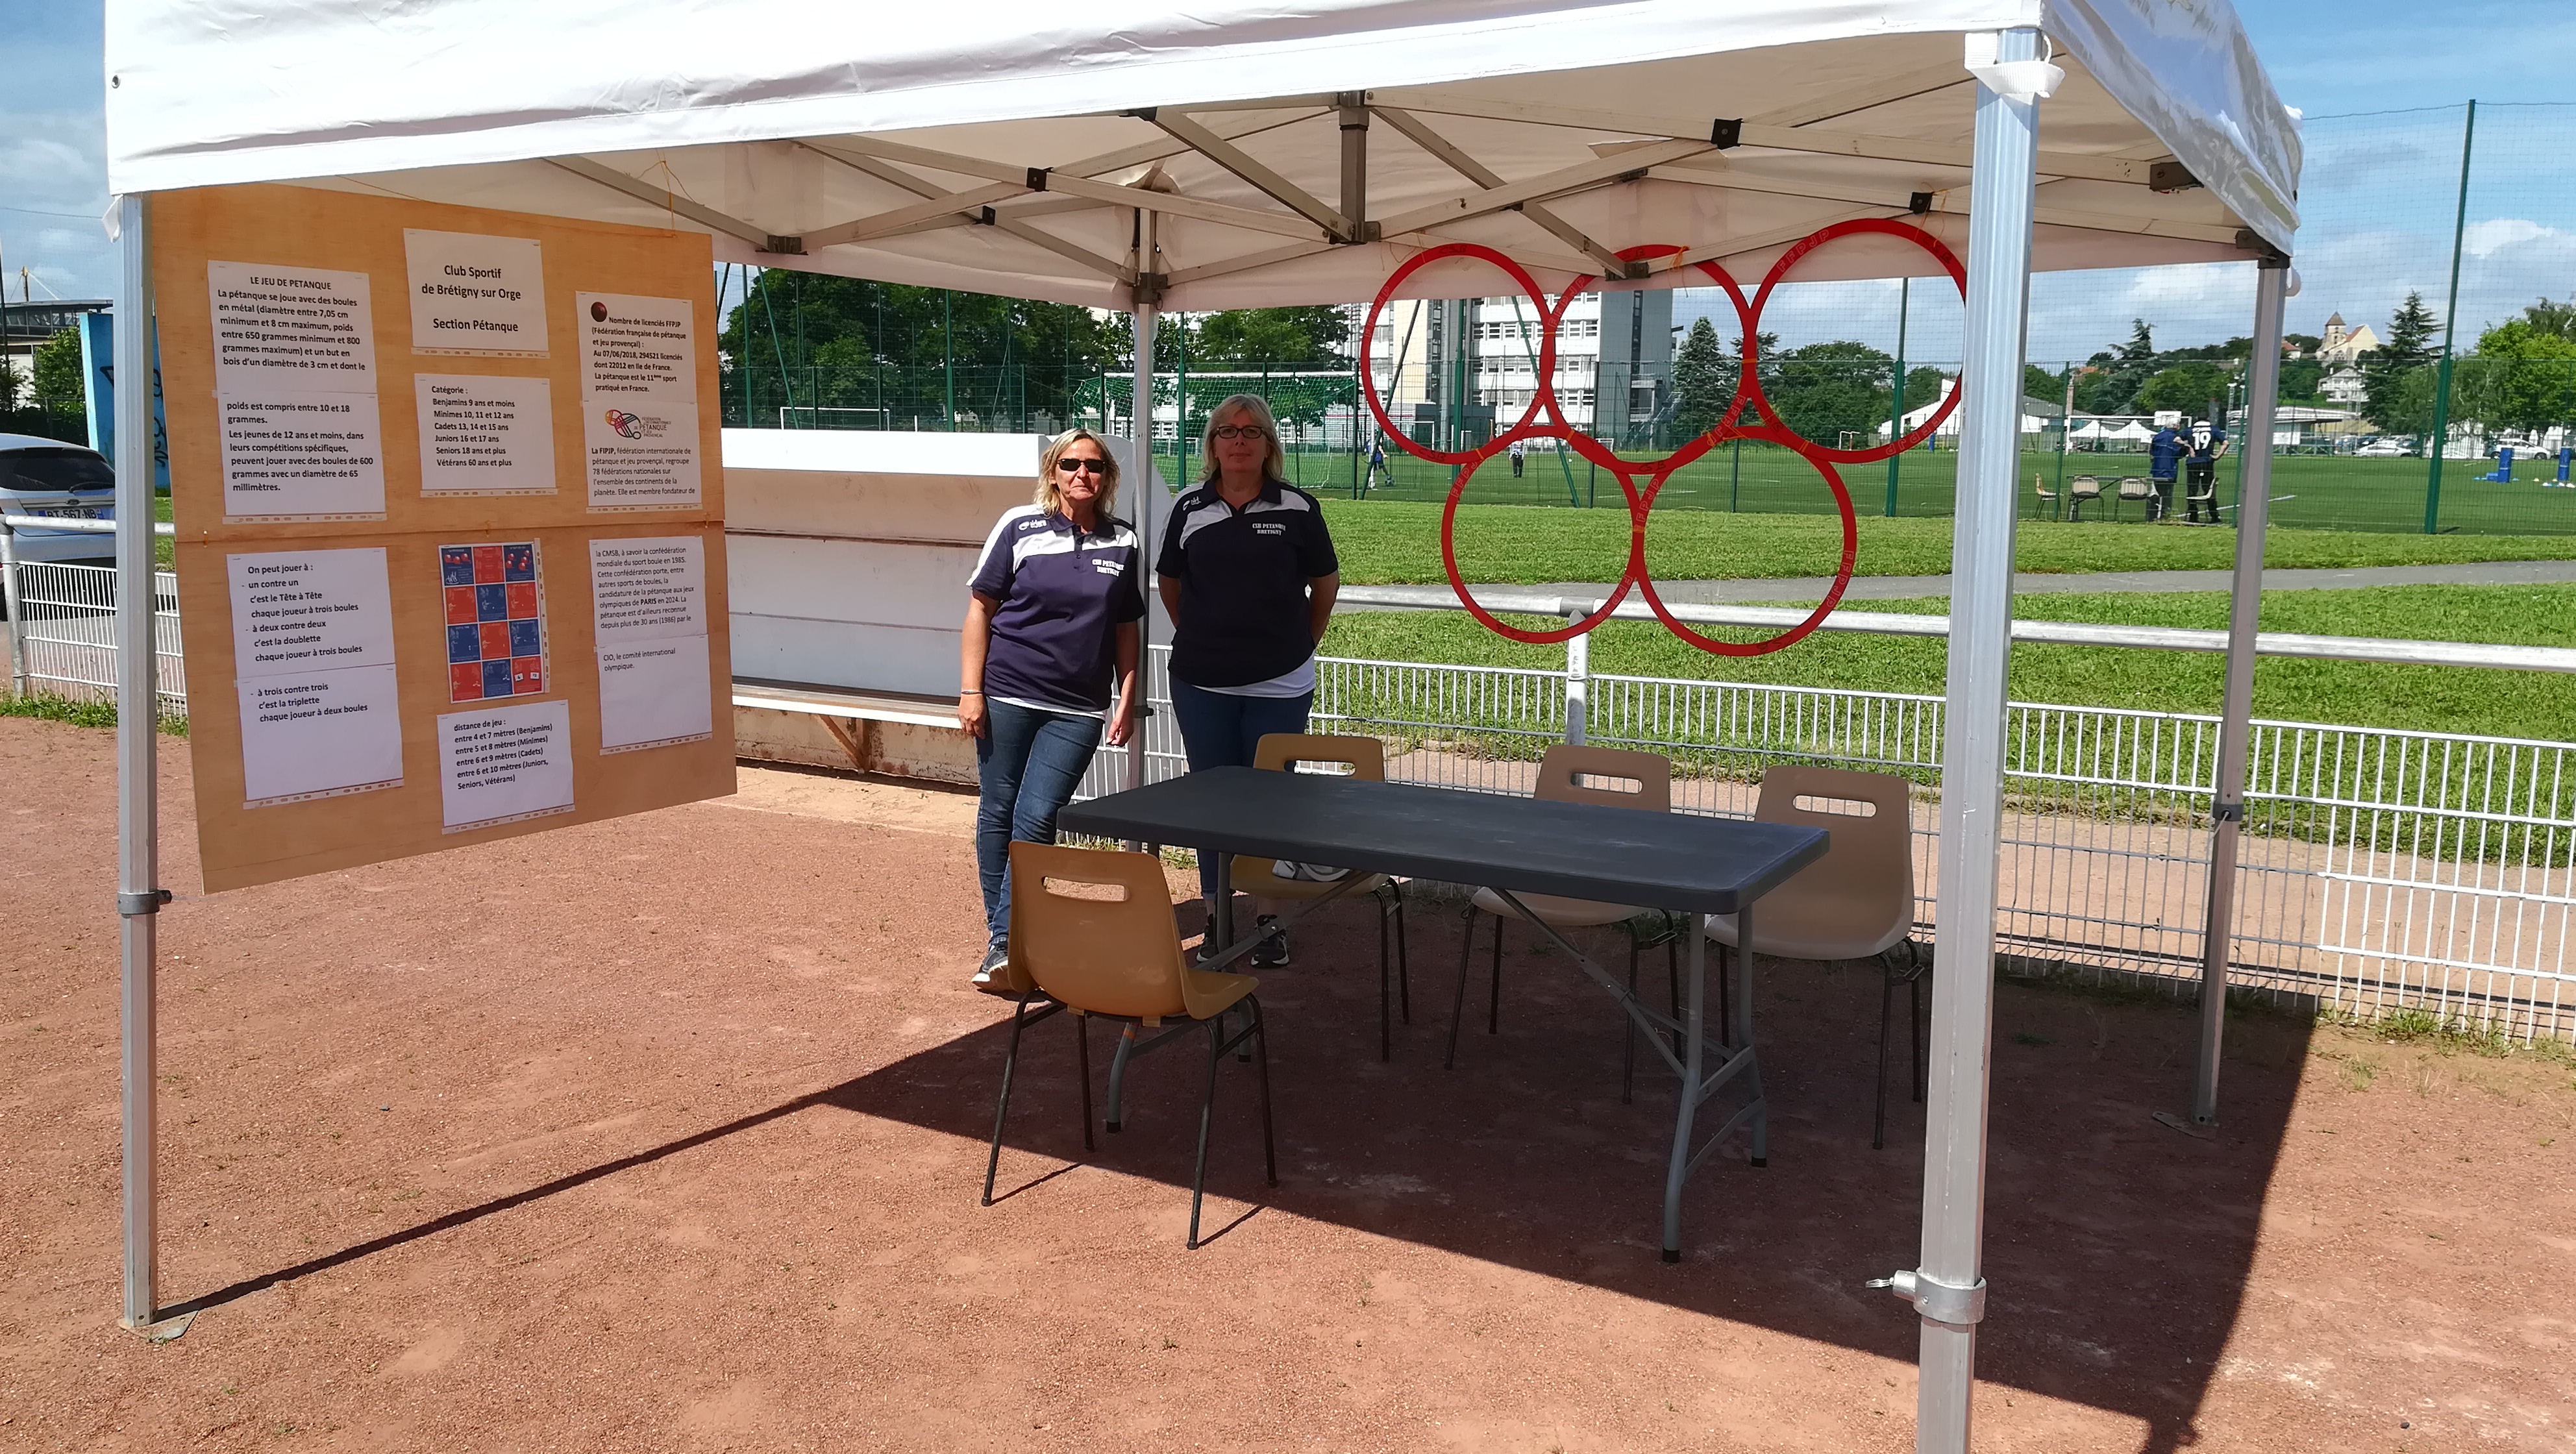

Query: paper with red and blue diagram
[440,541,549,702]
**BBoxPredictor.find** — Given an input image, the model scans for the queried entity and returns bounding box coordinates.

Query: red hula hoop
[1364,223,1953,658]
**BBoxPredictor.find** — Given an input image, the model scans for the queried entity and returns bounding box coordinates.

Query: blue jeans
[1170,678,1315,897]
[975,701,1105,943]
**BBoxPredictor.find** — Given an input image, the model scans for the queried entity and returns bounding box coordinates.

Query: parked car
[0,432,117,566]
[2355,436,2414,458]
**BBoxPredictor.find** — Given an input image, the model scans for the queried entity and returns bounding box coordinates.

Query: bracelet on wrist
[959,689,984,696]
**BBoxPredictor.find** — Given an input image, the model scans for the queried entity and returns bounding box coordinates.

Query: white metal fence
[1079,644,2575,1044]
[14,560,2568,1042]
[4,561,186,714]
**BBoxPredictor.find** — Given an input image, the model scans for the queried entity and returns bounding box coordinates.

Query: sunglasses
[1209,425,1270,441]
[1056,457,1109,475]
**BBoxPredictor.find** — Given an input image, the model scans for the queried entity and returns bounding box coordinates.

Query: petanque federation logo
[603,408,647,439]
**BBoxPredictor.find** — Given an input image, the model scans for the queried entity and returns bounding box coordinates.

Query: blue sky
[6,2,2571,362]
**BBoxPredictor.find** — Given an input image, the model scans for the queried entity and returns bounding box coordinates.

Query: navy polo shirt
[2148,428,2185,478]
[2186,428,2226,463]
[967,506,1146,714]
[1157,479,1339,689]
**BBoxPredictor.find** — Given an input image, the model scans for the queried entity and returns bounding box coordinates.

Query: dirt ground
[3,714,2572,1453]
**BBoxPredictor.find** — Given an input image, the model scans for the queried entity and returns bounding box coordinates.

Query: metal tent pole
[2192,258,2290,1123]
[1125,210,1160,794]
[112,192,169,1333]
[1887,29,2042,1454]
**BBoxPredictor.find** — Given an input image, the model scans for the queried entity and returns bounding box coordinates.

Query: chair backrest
[1533,743,1671,813]
[1009,842,1241,1019]
[2117,476,2153,499]
[2069,474,2103,498]
[1252,732,1386,780]
[1751,765,1916,951]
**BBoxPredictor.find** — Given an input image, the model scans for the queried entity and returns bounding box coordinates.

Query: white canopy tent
[102,5,2298,1449]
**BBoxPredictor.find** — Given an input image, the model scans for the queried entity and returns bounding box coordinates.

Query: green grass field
[1194,442,2576,537]
[1314,498,2576,587]
[1322,584,2576,742]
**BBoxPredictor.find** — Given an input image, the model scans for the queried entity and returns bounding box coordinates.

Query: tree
[0,353,22,410]
[716,272,1122,428]
[2362,291,2438,431]
[2134,361,2231,419]
[1904,366,1946,412]
[1189,307,1350,365]
[32,328,85,406]
[1670,315,1732,438]
[2518,297,2576,342]
[2074,319,2157,413]
[2024,362,2066,404]
[1766,339,1893,445]
[2469,320,2576,434]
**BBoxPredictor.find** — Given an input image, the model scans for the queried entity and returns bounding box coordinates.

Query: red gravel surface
[2,715,2570,1452]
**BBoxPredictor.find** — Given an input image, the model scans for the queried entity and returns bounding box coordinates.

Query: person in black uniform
[2184,418,2228,523]
[1157,393,1341,966]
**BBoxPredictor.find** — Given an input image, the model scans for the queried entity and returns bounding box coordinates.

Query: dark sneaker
[971,940,1011,992]
[1250,915,1289,968]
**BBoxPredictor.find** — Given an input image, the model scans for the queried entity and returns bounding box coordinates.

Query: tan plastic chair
[2066,474,2103,521]
[1704,765,1924,1148]
[2032,473,2059,516]
[1446,744,1685,1101]
[983,841,1274,1248]
[1234,733,1413,1060]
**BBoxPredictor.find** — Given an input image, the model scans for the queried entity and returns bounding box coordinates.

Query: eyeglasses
[1209,425,1270,441]
[1056,458,1109,475]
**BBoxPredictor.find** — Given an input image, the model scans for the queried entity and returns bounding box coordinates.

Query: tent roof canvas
[105,0,2299,311]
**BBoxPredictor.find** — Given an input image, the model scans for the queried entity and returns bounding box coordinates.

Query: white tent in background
[2105,419,2155,443]
[99,5,2299,1450]
[2069,419,2111,439]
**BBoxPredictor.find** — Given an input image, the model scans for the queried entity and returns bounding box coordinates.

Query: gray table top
[1058,767,1827,915]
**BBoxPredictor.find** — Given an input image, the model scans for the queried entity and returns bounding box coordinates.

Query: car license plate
[29,506,102,520]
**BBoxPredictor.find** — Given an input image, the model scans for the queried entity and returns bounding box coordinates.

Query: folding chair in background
[1239,733,1413,1059]
[983,841,1276,1249]
[2065,474,2103,520]
[1446,744,1690,1103]
[2115,476,2155,519]
[1703,765,1926,1150]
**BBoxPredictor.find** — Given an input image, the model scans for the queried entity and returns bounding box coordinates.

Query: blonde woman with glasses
[959,428,1146,989]
[1154,393,1341,967]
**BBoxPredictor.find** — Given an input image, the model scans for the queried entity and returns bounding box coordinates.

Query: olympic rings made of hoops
[1364,219,1963,656]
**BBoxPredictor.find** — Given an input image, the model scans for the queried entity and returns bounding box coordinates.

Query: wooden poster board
[154,184,736,892]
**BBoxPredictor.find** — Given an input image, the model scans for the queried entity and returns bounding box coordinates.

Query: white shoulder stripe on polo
[1174,499,1233,549]
[1011,528,1082,566]
[967,504,1046,585]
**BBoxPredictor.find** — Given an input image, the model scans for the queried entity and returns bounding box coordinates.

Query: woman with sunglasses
[960,428,1145,989]
[1156,393,1341,966]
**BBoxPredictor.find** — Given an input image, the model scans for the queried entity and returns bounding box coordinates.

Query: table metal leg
[1662,920,1707,1262]
[1739,905,1766,1166]
[1211,851,1235,952]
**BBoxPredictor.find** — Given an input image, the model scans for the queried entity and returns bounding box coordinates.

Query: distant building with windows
[1364,291,1673,447]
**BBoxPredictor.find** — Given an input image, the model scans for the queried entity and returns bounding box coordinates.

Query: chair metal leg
[1105,1022,1137,1133]
[1444,906,1478,1070]
[983,994,1035,1205]
[1251,997,1278,1187]
[1622,932,1641,1105]
[1910,950,1928,1103]
[1187,1018,1222,1250]
[1873,963,1896,1152]
[1487,910,1504,1035]
[1074,1011,1095,1153]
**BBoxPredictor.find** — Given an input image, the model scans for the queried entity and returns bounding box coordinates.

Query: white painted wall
[721,429,1169,698]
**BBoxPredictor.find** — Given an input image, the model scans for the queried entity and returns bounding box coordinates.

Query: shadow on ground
[179,900,2307,1453]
